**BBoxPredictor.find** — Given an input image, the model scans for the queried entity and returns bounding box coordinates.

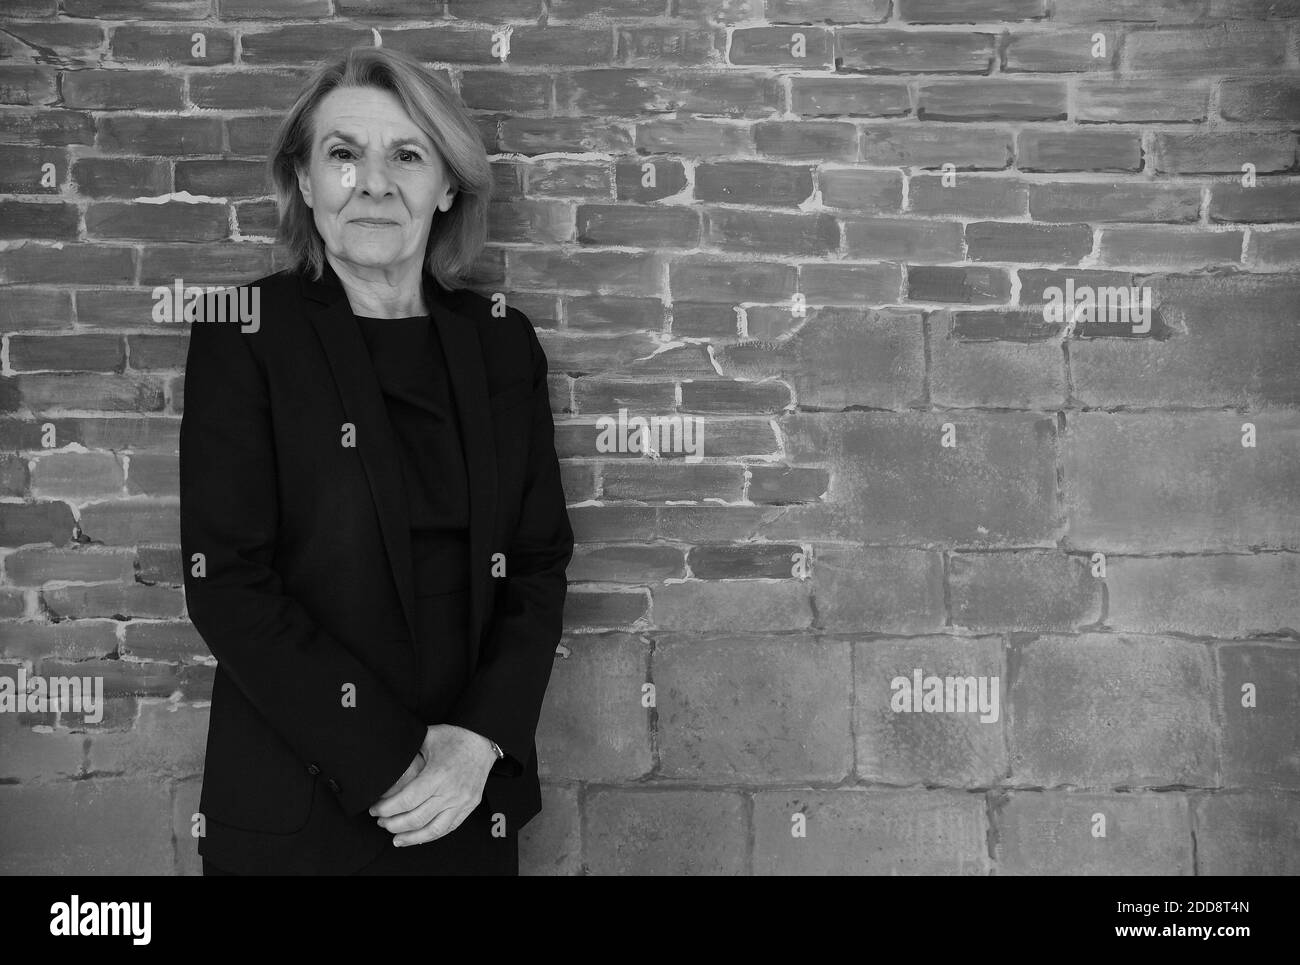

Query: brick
[753,789,988,874]
[907,266,1012,303]
[0,502,75,547]
[221,0,333,20]
[527,160,611,200]
[0,21,104,68]
[500,117,634,156]
[1195,791,1300,875]
[652,581,812,631]
[1028,181,1201,222]
[31,451,124,499]
[950,551,1102,632]
[1107,554,1300,637]
[679,380,790,413]
[632,120,748,158]
[854,635,1006,785]
[1018,268,1135,305]
[87,701,208,776]
[797,263,903,305]
[1250,227,1300,268]
[567,544,683,582]
[859,124,1011,169]
[122,621,207,661]
[86,202,229,243]
[844,217,965,262]
[62,69,184,110]
[1003,29,1118,71]
[71,157,171,198]
[965,222,1093,264]
[519,785,581,876]
[0,146,66,195]
[1097,227,1242,268]
[575,204,698,248]
[918,80,1067,121]
[0,107,94,146]
[507,26,617,66]
[65,0,208,16]
[753,120,857,161]
[767,0,890,21]
[908,175,1029,218]
[1063,412,1300,551]
[0,65,58,106]
[1210,180,1300,223]
[838,29,995,73]
[747,465,829,502]
[655,633,849,780]
[10,334,124,373]
[77,501,179,545]
[1220,644,1300,789]
[1009,633,1217,787]
[3,546,133,585]
[1154,132,1296,174]
[1054,0,1300,21]
[669,258,797,303]
[563,589,648,629]
[1219,79,1300,121]
[110,24,237,65]
[704,208,839,256]
[1123,23,1287,71]
[817,168,903,211]
[716,307,923,409]
[188,70,310,110]
[96,114,224,155]
[584,789,746,875]
[1076,78,1211,122]
[900,0,1045,21]
[240,26,371,63]
[0,712,85,782]
[534,633,652,780]
[695,161,813,206]
[993,791,1193,875]
[790,78,910,117]
[0,620,116,662]
[0,201,79,241]
[773,413,1059,546]
[929,310,1066,408]
[0,780,172,874]
[687,543,802,579]
[1016,129,1141,172]
[729,26,834,67]
[617,26,720,66]
[558,69,781,116]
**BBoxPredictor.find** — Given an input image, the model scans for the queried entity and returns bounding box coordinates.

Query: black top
[353,311,471,597]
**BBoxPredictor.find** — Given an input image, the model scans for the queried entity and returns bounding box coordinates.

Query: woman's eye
[327,147,353,162]
[396,150,421,163]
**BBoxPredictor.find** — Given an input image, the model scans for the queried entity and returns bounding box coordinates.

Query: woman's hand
[368,724,497,846]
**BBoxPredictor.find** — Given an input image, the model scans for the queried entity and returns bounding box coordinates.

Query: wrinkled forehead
[309,85,438,156]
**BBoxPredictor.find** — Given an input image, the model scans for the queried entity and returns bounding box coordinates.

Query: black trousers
[202,799,518,876]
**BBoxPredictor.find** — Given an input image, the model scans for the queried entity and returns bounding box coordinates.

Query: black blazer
[179,259,573,875]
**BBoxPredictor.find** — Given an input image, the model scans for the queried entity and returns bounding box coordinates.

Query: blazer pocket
[488,379,532,415]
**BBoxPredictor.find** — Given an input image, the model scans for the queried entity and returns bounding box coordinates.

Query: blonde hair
[269,45,492,291]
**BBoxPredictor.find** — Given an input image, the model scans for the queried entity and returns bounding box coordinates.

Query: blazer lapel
[301,261,498,668]
[426,276,497,669]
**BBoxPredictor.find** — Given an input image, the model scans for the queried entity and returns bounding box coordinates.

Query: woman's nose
[354,158,396,196]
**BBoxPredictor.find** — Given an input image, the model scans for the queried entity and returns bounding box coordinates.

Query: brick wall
[1,0,1298,875]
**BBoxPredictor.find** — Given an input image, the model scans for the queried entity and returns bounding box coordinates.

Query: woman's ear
[296,162,313,209]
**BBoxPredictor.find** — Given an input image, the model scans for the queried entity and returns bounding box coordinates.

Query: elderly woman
[179,46,573,875]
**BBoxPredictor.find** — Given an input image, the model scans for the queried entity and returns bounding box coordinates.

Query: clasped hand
[368,724,497,846]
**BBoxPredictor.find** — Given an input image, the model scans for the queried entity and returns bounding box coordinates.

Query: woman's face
[296,85,455,278]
